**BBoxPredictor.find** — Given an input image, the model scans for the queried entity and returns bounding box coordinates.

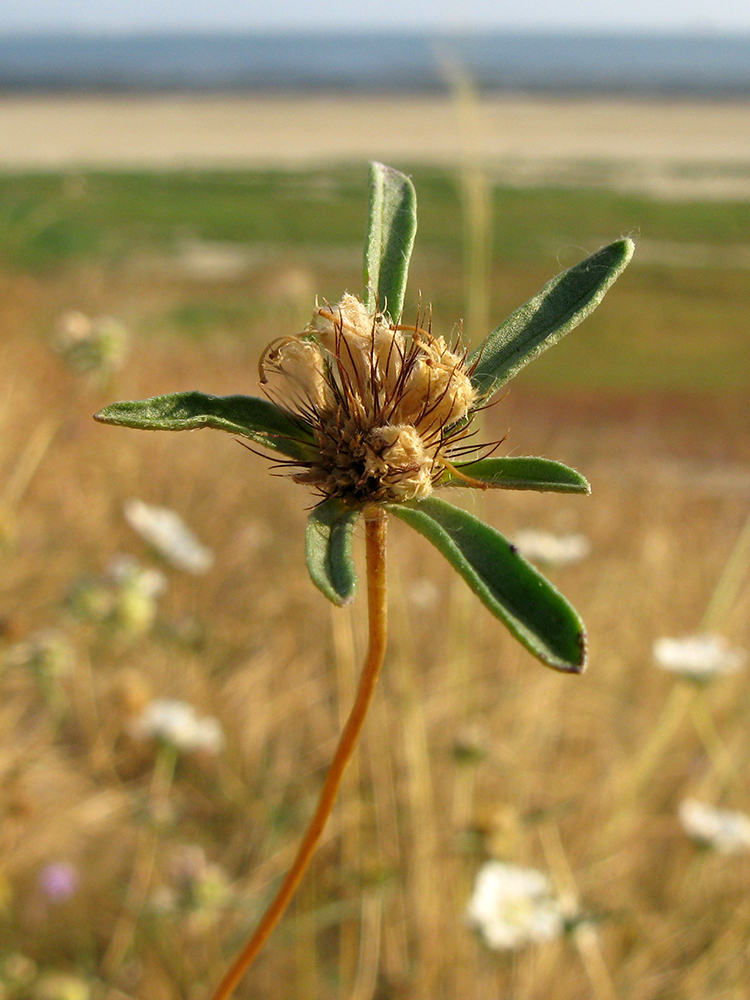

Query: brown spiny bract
[260,294,478,504]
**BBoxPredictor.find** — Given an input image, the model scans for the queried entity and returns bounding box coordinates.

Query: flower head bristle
[260,295,479,505]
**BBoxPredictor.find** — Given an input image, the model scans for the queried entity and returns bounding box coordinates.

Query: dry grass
[1,244,750,1000]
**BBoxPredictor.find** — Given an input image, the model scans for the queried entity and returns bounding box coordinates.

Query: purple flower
[38,862,79,902]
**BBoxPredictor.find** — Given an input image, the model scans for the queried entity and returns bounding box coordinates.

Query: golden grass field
[1,98,750,1000]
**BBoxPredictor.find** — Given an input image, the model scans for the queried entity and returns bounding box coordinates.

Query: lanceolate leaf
[440,456,590,494]
[389,496,586,672]
[94,391,317,462]
[469,238,635,399]
[363,162,417,321]
[306,499,360,606]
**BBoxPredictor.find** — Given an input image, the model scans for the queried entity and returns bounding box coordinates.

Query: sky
[2,0,750,34]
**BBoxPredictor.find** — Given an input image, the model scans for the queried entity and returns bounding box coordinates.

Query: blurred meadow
[1,155,750,1000]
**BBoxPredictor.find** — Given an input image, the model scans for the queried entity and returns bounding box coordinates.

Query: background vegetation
[1,166,749,999]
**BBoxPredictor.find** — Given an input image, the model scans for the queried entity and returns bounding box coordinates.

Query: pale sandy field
[1,93,750,197]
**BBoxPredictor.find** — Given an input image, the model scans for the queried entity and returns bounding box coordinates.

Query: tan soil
[1,93,750,198]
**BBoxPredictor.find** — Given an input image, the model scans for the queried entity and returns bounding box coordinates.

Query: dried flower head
[260,293,477,505]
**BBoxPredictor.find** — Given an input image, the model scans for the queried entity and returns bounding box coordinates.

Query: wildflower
[512,529,590,567]
[53,310,128,375]
[95,163,632,997]
[261,293,477,504]
[678,798,750,853]
[96,167,632,671]
[653,634,746,681]
[130,698,225,754]
[466,861,565,950]
[38,862,79,903]
[124,499,214,574]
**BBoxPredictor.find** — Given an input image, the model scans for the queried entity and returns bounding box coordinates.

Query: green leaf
[469,238,634,398]
[389,496,586,672]
[363,162,417,321]
[306,499,360,606]
[440,456,590,494]
[94,391,317,462]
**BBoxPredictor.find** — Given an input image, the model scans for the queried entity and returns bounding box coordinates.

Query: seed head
[260,294,478,505]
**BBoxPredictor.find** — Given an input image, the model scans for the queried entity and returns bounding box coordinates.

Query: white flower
[466,861,565,950]
[512,529,590,567]
[653,634,746,680]
[130,698,225,754]
[678,798,750,853]
[124,499,214,574]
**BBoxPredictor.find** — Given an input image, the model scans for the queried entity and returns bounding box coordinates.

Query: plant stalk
[211,507,388,1000]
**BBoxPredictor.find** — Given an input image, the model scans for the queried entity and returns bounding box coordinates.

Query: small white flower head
[124,499,214,574]
[130,698,225,754]
[466,861,565,950]
[653,634,747,681]
[512,529,590,567]
[678,798,750,853]
[260,294,478,504]
[53,310,129,374]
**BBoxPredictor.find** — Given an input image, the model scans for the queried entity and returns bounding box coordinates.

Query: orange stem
[210,507,389,1000]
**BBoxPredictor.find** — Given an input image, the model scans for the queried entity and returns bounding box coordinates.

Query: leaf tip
[93,404,119,425]
[614,236,636,266]
[572,629,588,673]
